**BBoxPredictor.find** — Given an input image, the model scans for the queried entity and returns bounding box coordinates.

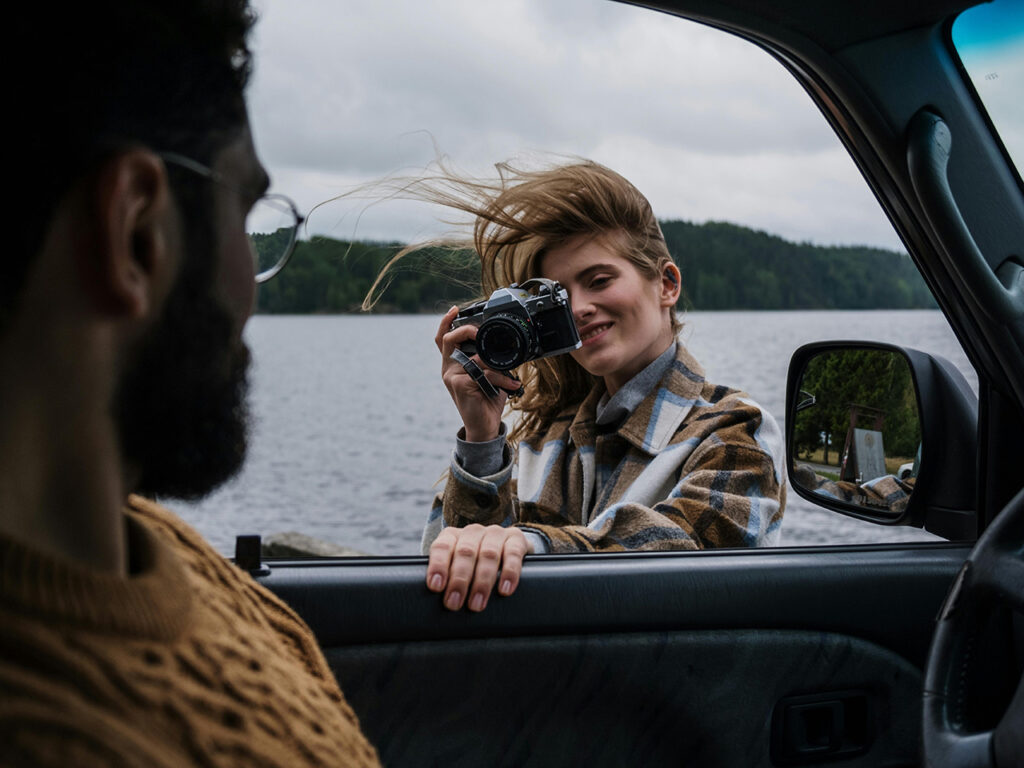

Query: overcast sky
[245,0,910,250]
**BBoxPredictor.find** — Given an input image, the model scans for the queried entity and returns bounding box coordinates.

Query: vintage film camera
[452,278,581,372]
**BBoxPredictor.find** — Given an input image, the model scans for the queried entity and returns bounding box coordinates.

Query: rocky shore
[260,531,367,558]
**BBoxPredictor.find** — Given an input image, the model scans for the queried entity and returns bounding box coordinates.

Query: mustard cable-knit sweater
[0,496,380,767]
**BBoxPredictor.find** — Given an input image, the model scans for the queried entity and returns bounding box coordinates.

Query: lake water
[169,310,976,555]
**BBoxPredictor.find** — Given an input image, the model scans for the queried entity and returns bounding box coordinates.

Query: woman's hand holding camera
[436,306,521,442]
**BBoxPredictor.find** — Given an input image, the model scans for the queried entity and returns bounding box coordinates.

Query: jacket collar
[569,343,706,455]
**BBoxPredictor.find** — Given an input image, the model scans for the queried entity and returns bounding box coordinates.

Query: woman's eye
[590,276,611,289]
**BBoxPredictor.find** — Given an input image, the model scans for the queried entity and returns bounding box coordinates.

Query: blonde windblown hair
[364,159,681,445]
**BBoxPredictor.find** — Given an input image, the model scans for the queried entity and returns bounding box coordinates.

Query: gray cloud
[247,0,902,250]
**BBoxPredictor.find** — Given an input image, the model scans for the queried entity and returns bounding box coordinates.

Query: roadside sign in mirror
[850,428,887,483]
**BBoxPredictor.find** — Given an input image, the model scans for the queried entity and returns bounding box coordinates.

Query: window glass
[951,0,1023,178]
[170,0,973,555]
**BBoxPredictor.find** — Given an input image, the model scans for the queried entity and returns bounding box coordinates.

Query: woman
[374,160,785,612]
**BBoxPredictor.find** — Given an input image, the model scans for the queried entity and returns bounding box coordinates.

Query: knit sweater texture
[0,496,380,768]
[424,343,786,552]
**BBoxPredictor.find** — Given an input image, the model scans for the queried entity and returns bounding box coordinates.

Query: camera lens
[477,315,531,370]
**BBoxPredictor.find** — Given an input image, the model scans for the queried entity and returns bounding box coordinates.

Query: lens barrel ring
[476,313,535,370]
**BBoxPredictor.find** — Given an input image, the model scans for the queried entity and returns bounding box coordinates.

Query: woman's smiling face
[539,233,680,395]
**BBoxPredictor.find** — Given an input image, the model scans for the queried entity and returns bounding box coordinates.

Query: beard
[115,256,252,501]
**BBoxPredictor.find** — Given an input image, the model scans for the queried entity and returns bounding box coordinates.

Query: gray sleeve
[454,422,510,477]
[520,529,550,554]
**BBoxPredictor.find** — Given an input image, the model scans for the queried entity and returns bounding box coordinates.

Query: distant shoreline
[252,307,945,316]
[254,219,936,315]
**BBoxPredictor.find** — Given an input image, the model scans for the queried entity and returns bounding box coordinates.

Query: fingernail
[469,593,484,612]
[429,574,443,591]
[500,579,512,595]
[445,591,461,610]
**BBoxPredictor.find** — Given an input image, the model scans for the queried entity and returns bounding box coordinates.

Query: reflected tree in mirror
[791,349,921,517]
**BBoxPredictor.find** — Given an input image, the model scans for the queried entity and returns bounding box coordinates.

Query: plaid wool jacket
[424,344,786,553]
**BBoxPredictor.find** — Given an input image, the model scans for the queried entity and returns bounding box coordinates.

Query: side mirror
[786,342,978,540]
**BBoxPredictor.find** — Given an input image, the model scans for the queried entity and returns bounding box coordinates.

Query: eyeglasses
[159,151,304,283]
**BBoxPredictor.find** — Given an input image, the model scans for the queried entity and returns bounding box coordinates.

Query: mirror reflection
[791,348,921,517]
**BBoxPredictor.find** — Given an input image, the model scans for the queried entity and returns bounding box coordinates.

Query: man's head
[12,0,256,307]
[10,0,263,499]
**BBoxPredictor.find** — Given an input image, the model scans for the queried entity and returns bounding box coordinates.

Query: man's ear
[89,149,176,319]
[660,262,682,306]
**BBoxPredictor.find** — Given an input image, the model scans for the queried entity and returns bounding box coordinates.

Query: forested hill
[659,220,933,310]
[254,219,935,314]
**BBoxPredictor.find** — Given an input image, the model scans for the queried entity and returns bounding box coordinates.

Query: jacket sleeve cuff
[443,439,516,527]
[519,529,550,554]
[455,422,510,477]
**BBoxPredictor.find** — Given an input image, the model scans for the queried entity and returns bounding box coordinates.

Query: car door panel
[263,546,966,662]
[260,544,968,766]
[327,630,920,767]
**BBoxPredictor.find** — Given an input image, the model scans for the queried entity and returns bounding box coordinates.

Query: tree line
[254,219,935,314]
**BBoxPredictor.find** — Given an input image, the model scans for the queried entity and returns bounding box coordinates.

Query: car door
[244,0,1023,765]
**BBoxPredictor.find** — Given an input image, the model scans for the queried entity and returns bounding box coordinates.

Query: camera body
[452,278,581,371]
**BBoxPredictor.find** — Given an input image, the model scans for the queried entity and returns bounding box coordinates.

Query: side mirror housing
[786,342,978,540]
